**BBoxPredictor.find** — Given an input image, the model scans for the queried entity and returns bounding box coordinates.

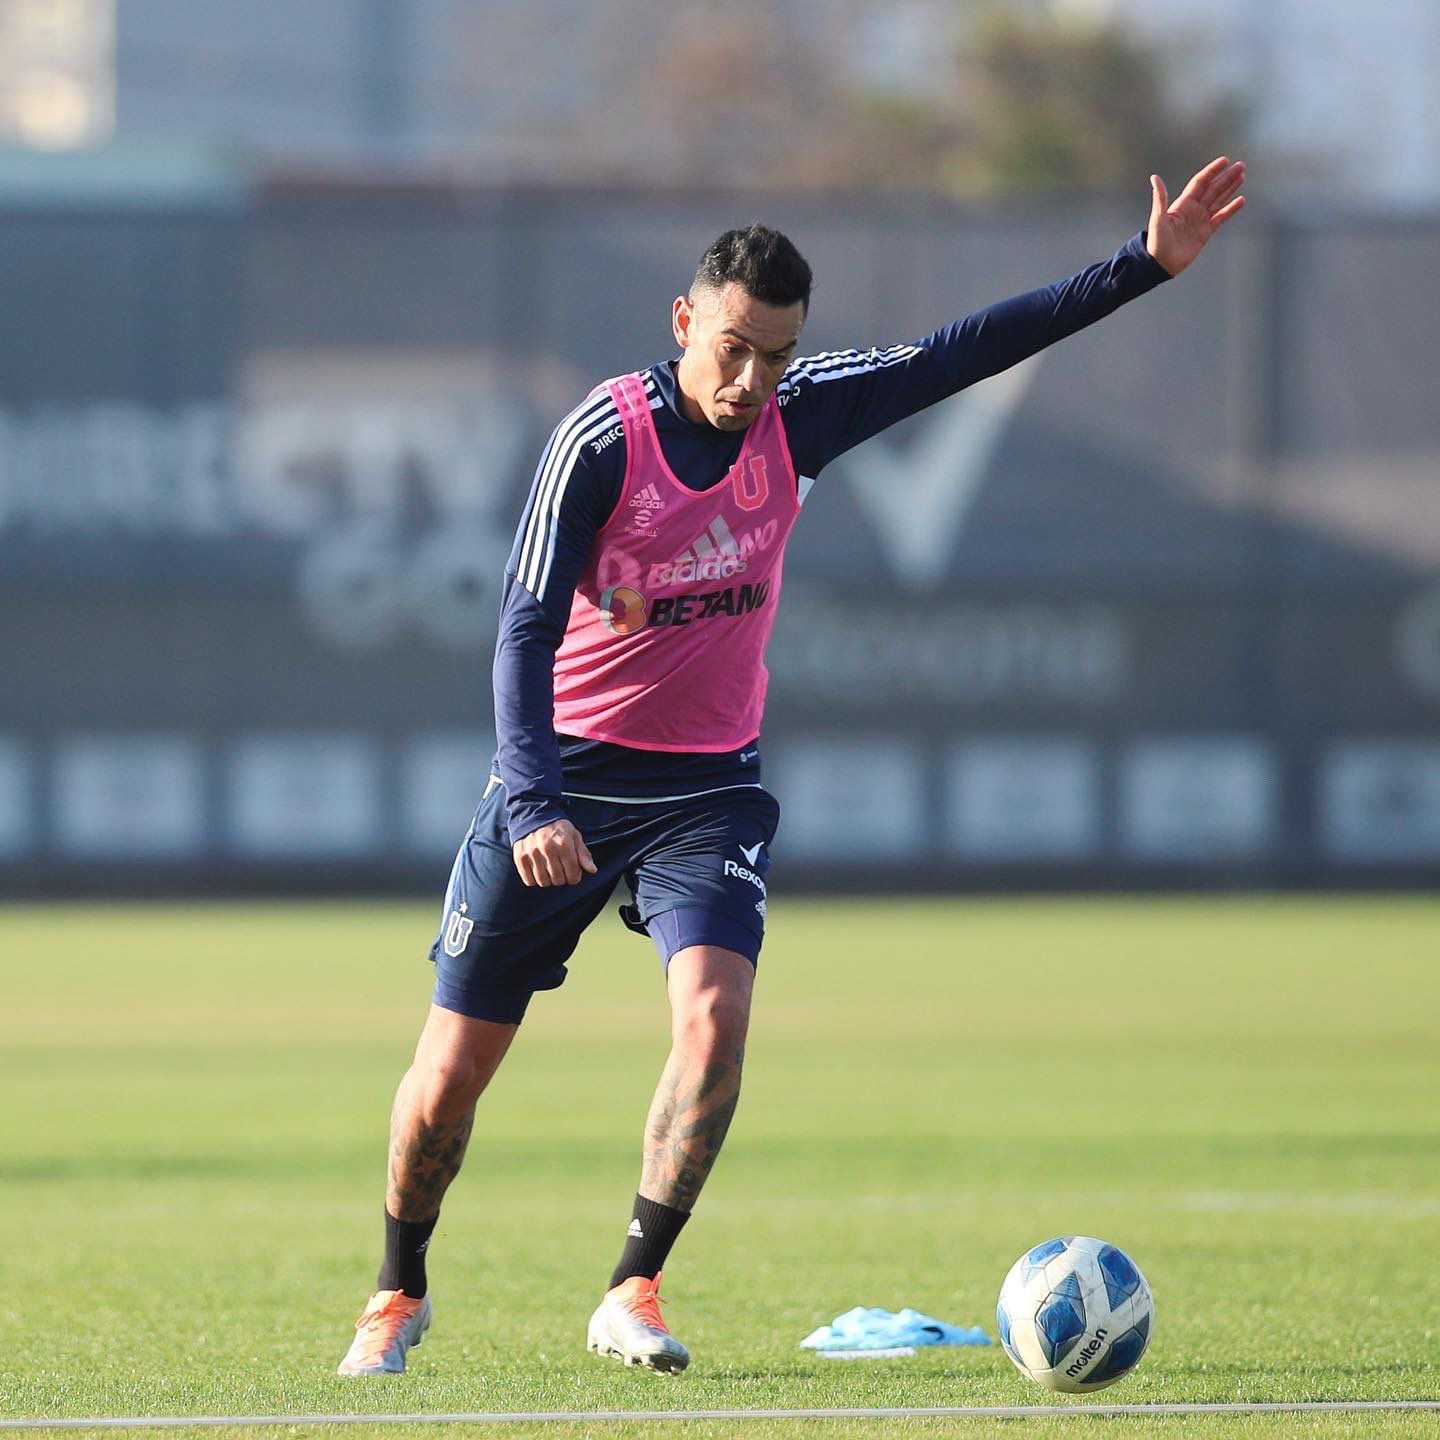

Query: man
[338,157,1246,1377]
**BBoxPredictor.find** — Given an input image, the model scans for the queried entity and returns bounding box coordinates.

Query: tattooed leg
[386,1005,517,1222]
[387,1094,475,1222]
[640,946,755,1212]
[641,1050,744,1211]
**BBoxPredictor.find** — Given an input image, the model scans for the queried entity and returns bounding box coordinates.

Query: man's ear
[672,294,693,350]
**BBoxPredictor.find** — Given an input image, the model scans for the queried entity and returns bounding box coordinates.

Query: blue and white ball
[996,1236,1153,1393]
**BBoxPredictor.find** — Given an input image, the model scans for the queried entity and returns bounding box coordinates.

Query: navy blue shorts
[429,778,780,1025]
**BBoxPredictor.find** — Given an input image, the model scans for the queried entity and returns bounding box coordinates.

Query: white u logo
[442,909,475,957]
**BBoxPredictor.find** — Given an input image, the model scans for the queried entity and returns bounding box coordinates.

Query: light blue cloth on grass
[800,1306,990,1352]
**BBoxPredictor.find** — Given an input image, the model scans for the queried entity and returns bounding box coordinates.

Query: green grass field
[2,896,1438,1439]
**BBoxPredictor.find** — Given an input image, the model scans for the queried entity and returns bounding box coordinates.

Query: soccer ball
[996,1236,1153,1393]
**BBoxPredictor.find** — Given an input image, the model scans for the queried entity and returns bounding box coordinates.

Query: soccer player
[338,157,1246,1377]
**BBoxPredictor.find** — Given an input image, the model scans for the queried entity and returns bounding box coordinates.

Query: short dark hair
[692,223,813,312]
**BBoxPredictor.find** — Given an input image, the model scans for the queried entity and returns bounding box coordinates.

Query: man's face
[672,282,805,432]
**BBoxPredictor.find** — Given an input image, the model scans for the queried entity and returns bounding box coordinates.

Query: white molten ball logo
[996,1236,1153,1393]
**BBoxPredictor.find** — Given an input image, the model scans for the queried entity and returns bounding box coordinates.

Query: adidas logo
[686,513,739,561]
[628,482,666,511]
[627,1219,645,1239]
[649,515,750,586]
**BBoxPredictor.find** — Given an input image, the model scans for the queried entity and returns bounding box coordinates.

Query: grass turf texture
[1,896,1437,1440]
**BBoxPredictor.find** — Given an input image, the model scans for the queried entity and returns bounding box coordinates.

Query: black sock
[608,1194,691,1289]
[377,1210,437,1299]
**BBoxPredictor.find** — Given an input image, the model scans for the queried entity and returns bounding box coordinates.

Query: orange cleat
[586,1271,690,1373]
[337,1289,432,1376]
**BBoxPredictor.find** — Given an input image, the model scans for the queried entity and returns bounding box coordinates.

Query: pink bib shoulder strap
[605,372,653,497]
[606,372,652,433]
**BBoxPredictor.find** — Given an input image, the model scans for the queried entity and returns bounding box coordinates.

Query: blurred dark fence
[2,186,1437,894]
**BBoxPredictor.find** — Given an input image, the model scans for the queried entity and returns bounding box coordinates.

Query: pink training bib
[552,371,801,752]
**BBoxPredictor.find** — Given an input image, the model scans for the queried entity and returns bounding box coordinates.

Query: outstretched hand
[1146,157,1246,277]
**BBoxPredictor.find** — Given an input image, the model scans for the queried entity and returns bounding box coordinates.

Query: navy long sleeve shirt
[494,232,1170,843]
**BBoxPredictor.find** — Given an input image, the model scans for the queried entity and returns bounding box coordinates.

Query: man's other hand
[512,818,598,888]
[1147,156,1246,277]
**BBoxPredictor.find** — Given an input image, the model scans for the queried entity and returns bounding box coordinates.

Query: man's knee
[677,997,749,1054]
[668,947,754,1055]
[411,1006,517,1115]
[413,1051,487,1119]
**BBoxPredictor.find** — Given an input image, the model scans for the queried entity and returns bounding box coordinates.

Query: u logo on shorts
[442,908,475,958]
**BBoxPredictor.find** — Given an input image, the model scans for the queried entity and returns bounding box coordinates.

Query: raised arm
[781,158,1247,476]
[781,234,1168,474]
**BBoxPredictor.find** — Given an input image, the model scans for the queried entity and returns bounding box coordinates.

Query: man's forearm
[933,232,1170,391]
[492,601,568,845]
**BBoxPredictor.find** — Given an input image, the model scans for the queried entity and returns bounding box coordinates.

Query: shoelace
[620,1282,669,1332]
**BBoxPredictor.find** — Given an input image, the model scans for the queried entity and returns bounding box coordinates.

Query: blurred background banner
[1,0,1436,893]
